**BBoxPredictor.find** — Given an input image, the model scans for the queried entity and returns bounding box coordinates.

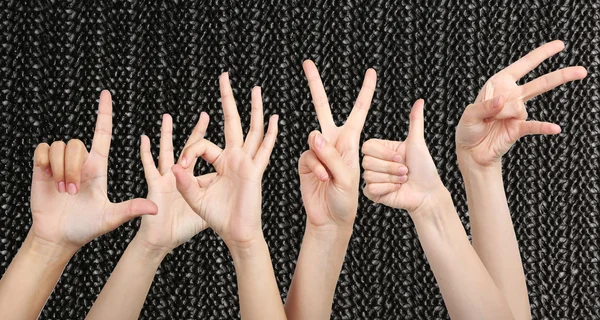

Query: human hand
[30,90,158,253]
[135,113,212,253]
[172,73,278,250]
[456,40,587,169]
[298,60,377,231]
[362,100,446,215]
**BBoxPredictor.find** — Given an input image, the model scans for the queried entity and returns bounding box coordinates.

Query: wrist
[226,237,269,262]
[304,222,353,244]
[25,231,77,266]
[456,150,502,174]
[129,236,171,262]
[408,186,453,221]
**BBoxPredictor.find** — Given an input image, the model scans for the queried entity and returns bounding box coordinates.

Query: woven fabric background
[1,1,598,319]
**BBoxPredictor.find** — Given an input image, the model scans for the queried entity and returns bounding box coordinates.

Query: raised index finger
[303,60,336,135]
[91,90,113,158]
[501,40,565,80]
[345,68,377,138]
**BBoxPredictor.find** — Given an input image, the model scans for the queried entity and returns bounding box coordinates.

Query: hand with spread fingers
[86,112,213,320]
[171,73,285,320]
[457,40,587,168]
[454,41,586,320]
[285,61,377,320]
[0,90,158,320]
[362,99,446,213]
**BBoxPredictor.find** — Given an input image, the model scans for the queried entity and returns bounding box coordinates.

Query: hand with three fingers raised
[135,113,211,253]
[171,73,285,320]
[84,112,213,320]
[362,99,447,215]
[171,73,278,250]
[456,40,587,170]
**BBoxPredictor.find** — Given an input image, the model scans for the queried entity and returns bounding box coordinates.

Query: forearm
[410,190,514,320]
[284,224,352,320]
[460,159,530,318]
[85,237,168,320]
[0,231,75,320]
[229,238,287,320]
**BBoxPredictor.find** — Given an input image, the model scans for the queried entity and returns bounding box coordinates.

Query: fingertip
[66,183,78,195]
[552,124,562,134]
[100,89,111,99]
[302,59,315,69]
[252,86,261,94]
[553,40,565,50]
[171,164,185,176]
[365,68,377,80]
[575,66,588,79]
[220,71,229,79]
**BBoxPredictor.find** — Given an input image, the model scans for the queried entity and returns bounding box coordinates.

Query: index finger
[501,40,565,80]
[91,90,113,158]
[345,68,377,137]
[302,60,336,135]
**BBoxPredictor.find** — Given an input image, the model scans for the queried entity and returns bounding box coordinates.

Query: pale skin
[86,112,211,320]
[0,90,159,320]
[455,40,587,319]
[285,60,377,320]
[362,100,514,319]
[172,72,285,320]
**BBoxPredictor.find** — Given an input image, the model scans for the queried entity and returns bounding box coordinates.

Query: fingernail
[398,166,408,175]
[58,182,66,193]
[67,183,78,195]
[392,154,402,162]
[315,133,325,149]
[492,96,501,108]
[320,171,329,180]
[399,175,408,183]
[44,168,52,177]
[181,157,188,167]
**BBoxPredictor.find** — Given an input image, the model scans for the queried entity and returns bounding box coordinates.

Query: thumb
[172,164,204,216]
[106,199,158,230]
[462,96,504,124]
[407,99,425,140]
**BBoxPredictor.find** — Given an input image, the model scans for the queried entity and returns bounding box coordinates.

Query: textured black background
[1,0,598,319]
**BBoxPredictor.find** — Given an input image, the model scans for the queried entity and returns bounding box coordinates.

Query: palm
[137,172,208,249]
[195,148,263,244]
[457,40,587,167]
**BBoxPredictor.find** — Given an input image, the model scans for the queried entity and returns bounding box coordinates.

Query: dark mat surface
[1,1,598,319]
